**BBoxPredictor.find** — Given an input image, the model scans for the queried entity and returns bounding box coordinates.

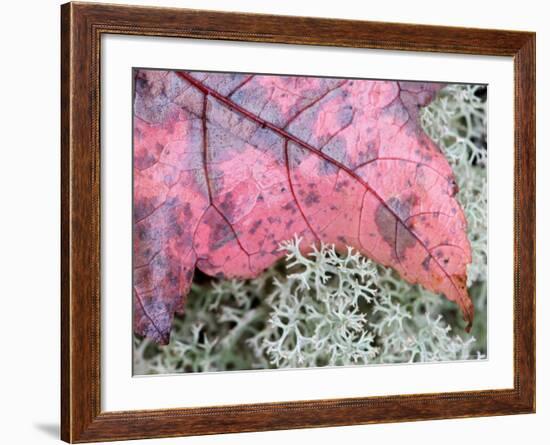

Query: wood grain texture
[60,1,536,442]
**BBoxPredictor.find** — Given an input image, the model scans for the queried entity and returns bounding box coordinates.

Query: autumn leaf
[133,69,473,345]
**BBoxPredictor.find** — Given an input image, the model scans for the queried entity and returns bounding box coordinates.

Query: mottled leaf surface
[133,69,472,344]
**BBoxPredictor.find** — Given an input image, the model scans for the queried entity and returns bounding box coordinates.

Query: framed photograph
[61,1,535,442]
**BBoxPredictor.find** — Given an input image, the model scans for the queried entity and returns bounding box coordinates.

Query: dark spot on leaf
[219,192,235,215]
[304,191,321,207]
[374,204,396,246]
[133,199,156,222]
[210,221,235,250]
[165,196,179,207]
[282,202,298,214]
[422,255,431,271]
[375,200,417,261]
[183,203,193,219]
[335,180,350,192]
[248,219,263,235]
[136,224,149,241]
[448,179,459,197]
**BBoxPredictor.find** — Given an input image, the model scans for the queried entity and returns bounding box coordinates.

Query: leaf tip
[462,297,474,333]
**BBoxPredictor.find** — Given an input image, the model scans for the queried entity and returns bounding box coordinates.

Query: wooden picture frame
[61,1,536,442]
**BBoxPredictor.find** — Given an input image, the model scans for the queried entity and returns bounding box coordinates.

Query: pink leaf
[133,69,473,344]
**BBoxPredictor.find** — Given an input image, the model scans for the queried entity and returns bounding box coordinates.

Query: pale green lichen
[248,239,380,368]
[134,83,487,374]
